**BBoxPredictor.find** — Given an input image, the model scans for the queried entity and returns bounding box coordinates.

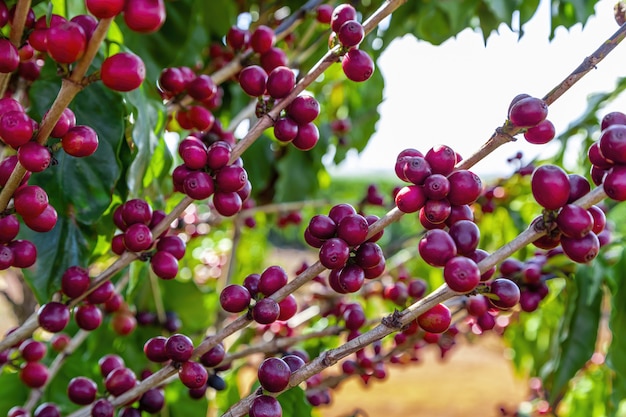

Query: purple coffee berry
[418,229,457,267]
[252,298,280,324]
[239,65,267,97]
[488,278,521,310]
[341,48,374,82]
[266,66,295,99]
[531,165,570,210]
[258,357,291,393]
[179,361,208,389]
[104,367,137,397]
[38,302,70,333]
[74,303,103,331]
[61,266,91,298]
[259,265,288,296]
[443,256,481,293]
[508,96,548,128]
[220,284,251,313]
[98,354,125,378]
[319,237,350,269]
[165,333,194,362]
[68,376,98,405]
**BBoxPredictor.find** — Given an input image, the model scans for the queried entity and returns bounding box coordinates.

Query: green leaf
[545,266,602,405]
[607,250,626,415]
[0,368,28,417]
[275,146,323,202]
[277,386,314,417]
[20,216,93,303]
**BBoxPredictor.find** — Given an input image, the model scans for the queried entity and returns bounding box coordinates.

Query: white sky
[331,0,626,179]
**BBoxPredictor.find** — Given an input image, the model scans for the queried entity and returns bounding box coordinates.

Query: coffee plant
[0,0,625,416]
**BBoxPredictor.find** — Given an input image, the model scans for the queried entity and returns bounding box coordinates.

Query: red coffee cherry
[341,49,374,82]
[417,303,451,334]
[0,38,19,73]
[531,165,570,210]
[46,22,86,64]
[101,52,146,92]
[62,125,99,157]
[123,0,166,34]
[86,0,125,18]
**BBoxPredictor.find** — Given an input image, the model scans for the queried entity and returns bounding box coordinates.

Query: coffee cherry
[508,96,548,127]
[418,229,457,267]
[338,20,364,49]
[226,26,249,51]
[143,336,169,363]
[23,204,58,232]
[588,205,607,234]
[60,124,99,159]
[249,395,282,417]
[96,354,124,379]
[46,22,86,63]
[259,266,288,296]
[0,110,34,148]
[354,242,384,269]
[488,278,520,309]
[599,124,626,164]
[183,171,215,200]
[328,203,357,224]
[19,339,47,362]
[444,256,481,293]
[0,38,19,73]
[292,122,319,151]
[158,67,186,95]
[188,75,217,101]
[531,165,570,210]
[18,142,51,172]
[319,237,350,269]
[34,402,61,417]
[417,303,451,334]
[395,185,427,213]
[277,294,298,321]
[216,165,248,193]
[199,343,225,368]
[101,52,146,92]
[91,398,115,417]
[68,376,98,405]
[258,357,291,393]
[105,367,137,396]
[588,142,613,169]
[138,388,165,413]
[220,284,251,313]
[425,145,456,175]
[74,304,103,330]
[603,165,626,201]
[286,95,320,125]
[123,223,153,252]
[567,174,591,203]
[87,280,115,304]
[337,264,365,293]
[239,65,267,97]
[556,204,594,239]
[61,266,91,298]
[561,233,600,263]
[38,301,70,333]
[342,49,374,82]
[156,235,186,259]
[250,25,275,54]
[50,108,77,138]
[336,214,368,246]
[316,4,333,24]
[121,198,152,225]
[206,141,232,170]
[423,174,451,200]
[524,119,555,144]
[123,0,166,33]
[118,407,141,417]
[150,250,179,279]
[252,298,280,324]
[447,170,482,206]
[165,334,194,362]
[20,361,49,388]
[0,214,19,242]
[86,0,125,18]
[266,66,295,99]
[213,191,243,216]
[274,117,298,143]
[179,361,208,389]
[331,4,357,33]
[402,156,432,185]
[602,111,626,130]
[448,220,480,255]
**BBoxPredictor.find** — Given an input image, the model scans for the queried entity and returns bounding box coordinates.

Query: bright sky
[331,0,626,179]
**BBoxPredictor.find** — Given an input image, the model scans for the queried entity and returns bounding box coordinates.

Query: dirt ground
[319,334,528,417]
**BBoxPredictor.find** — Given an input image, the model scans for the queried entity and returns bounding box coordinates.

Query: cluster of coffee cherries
[272,94,322,151]
[326,4,375,82]
[158,68,220,132]
[530,165,606,263]
[589,111,626,201]
[219,265,298,325]
[507,94,555,145]
[172,135,252,217]
[304,203,384,294]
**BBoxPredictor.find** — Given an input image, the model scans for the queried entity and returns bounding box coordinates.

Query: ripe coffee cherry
[18,142,51,172]
[250,25,275,54]
[239,65,267,96]
[216,165,248,193]
[61,266,91,298]
[34,402,61,417]
[144,336,169,362]
[423,174,451,200]
[46,22,86,63]
[418,229,457,267]
[165,334,194,362]
[87,280,115,304]
[402,156,432,185]
[74,304,103,330]
[206,141,232,170]
[342,48,374,82]
[188,105,215,131]
[444,256,481,293]
[20,361,49,388]
[354,242,384,269]
[488,278,521,309]
[139,388,165,413]
[292,122,319,151]
[425,145,457,176]
[91,398,115,417]
[86,0,125,18]
[508,96,548,127]
[337,20,364,48]
[105,367,137,396]
[23,204,58,232]
[274,117,298,143]
[0,110,34,148]
[604,165,626,201]
[338,264,365,293]
[395,185,426,213]
[266,66,295,99]
[448,220,480,255]
[101,52,146,92]
[308,214,337,240]
[331,4,357,33]
[0,38,19,73]
[0,214,19,242]
[286,95,320,125]
[122,198,152,225]
[220,284,251,313]
[588,142,613,169]
[567,174,591,203]
[277,294,298,320]
[524,119,556,144]
[259,266,288,296]
[188,75,217,101]
[213,191,243,216]
[599,124,626,164]
[9,239,37,268]
[316,4,333,24]
[601,111,626,130]
[123,0,166,33]
[556,204,594,239]
[0,244,13,270]
[50,108,77,138]
[158,67,186,95]
[531,165,570,210]
[258,357,291,393]
[156,235,186,259]
[447,170,482,206]
[123,223,153,252]
[38,301,70,333]
[561,233,600,263]
[150,250,179,279]
[422,199,452,224]
[227,26,249,51]
[319,237,350,269]
[249,395,282,417]
[328,203,357,224]
[62,125,99,157]
[417,303,451,333]
[68,376,98,405]
[252,298,281,324]
[336,214,368,246]
[179,361,208,389]
[98,354,125,379]
[20,339,47,362]
[199,343,225,367]
[588,205,607,234]
[183,171,215,200]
